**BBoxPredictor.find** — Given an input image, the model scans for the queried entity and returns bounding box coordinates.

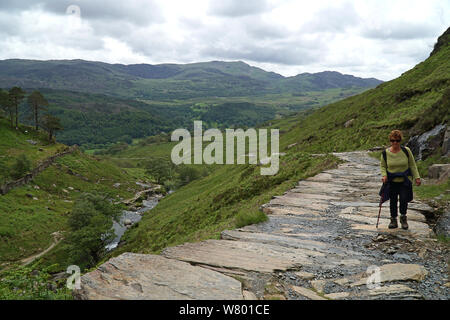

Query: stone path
[75,151,449,300]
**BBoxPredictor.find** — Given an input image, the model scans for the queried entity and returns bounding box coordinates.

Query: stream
[105,193,168,251]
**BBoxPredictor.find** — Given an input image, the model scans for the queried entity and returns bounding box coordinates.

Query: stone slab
[350,263,429,287]
[162,239,320,273]
[282,192,340,201]
[339,214,430,231]
[367,284,416,296]
[269,198,329,211]
[349,207,427,223]
[310,279,326,293]
[325,292,350,300]
[291,286,327,300]
[221,230,353,257]
[73,253,243,300]
[350,224,431,238]
[295,271,315,280]
[262,205,322,216]
[243,291,258,300]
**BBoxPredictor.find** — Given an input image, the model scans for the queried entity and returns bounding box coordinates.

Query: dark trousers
[389,182,408,218]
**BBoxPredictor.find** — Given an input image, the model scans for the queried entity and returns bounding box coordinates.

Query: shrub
[0,264,72,300]
[11,154,31,179]
[0,227,14,238]
[177,165,202,186]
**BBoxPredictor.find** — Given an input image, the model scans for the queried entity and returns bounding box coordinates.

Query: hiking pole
[376,186,384,229]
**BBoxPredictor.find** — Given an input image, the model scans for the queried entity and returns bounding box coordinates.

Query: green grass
[436,234,450,244]
[414,179,450,205]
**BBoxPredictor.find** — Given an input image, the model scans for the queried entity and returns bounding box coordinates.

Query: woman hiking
[380,130,421,230]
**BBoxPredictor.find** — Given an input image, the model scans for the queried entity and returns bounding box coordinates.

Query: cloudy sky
[0,0,448,81]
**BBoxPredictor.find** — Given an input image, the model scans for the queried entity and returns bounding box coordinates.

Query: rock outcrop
[407,124,446,160]
[428,164,450,182]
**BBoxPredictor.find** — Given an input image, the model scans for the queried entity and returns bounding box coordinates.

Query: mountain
[0,59,382,99]
[282,71,382,91]
[0,59,382,148]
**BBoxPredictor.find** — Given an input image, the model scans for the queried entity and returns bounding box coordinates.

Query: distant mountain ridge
[0,59,383,99]
[0,59,383,147]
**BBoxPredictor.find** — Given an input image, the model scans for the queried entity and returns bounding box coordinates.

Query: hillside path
[75,151,449,300]
[21,232,63,266]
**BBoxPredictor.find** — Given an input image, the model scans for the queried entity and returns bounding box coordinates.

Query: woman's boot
[389,217,398,229]
[400,215,408,230]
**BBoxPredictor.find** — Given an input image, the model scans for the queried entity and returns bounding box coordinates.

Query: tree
[27,91,48,130]
[0,89,8,116]
[8,87,26,130]
[0,89,8,111]
[0,89,13,127]
[66,192,121,270]
[144,157,175,184]
[41,114,63,142]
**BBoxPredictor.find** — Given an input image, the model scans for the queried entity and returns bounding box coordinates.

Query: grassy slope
[0,118,143,267]
[0,118,63,182]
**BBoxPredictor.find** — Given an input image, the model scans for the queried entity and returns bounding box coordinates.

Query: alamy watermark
[66,265,81,290]
[66,4,81,18]
[366,265,382,290]
[171,121,280,175]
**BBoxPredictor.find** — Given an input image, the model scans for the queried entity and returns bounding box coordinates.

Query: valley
[0,27,448,301]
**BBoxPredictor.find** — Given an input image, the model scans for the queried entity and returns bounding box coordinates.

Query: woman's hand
[415,178,421,186]
[382,176,388,183]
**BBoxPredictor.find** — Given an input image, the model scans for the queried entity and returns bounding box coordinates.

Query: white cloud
[0,0,449,81]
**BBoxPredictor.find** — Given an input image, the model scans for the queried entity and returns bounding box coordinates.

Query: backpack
[382,146,409,167]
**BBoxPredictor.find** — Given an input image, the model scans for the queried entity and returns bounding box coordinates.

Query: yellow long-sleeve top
[380,146,421,183]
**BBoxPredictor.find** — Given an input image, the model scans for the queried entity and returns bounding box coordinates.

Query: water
[409,124,446,160]
[105,196,162,251]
